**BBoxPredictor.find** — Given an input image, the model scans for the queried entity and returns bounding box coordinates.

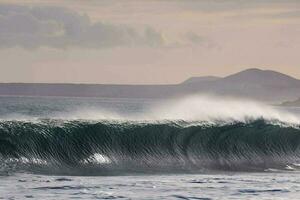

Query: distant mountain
[0,68,299,102]
[222,68,300,87]
[200,68,300,102]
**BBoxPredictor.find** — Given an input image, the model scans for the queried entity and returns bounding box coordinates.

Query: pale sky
[0,0,300,84]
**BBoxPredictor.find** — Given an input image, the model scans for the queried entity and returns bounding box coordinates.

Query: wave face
[1,119,300,175]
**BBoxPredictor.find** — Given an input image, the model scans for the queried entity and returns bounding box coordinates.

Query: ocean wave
[1,119,300,175]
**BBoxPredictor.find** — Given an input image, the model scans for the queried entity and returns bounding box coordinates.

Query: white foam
[147,95,300,125]
[1,95,300,126]
[82,153,111,164]
[58,95,300,125]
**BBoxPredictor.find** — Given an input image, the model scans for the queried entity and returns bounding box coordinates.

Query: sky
[0,0,300,84]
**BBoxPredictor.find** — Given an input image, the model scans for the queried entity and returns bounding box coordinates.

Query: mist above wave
[46,96,300,125]
[0,95,299,126]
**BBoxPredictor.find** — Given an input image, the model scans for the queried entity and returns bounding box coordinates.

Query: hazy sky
[0,0,300,84]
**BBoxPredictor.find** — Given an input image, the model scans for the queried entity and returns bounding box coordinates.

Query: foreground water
[1,96,300,199]
[2,172,300,200]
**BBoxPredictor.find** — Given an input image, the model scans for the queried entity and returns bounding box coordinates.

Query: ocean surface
[1,95,300,200]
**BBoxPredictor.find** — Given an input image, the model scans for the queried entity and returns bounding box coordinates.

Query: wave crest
[1,119,300,175]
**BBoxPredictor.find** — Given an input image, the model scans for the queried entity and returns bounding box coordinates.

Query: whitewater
[2,95,300,199]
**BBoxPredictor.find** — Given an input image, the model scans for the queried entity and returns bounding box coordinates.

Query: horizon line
[0,68,297,85]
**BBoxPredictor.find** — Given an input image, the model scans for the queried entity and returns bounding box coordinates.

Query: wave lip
[1,119,300,175]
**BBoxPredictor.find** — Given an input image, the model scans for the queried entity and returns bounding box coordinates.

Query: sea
[1,95,300,200]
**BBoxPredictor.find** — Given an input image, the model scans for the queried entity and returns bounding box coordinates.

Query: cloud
[185,32,203,44]
[0,4,164,49]
[172,0,300,12]
[272,10,300,18]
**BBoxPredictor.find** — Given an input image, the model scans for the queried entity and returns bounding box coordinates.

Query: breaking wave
[1,96,300,175]
[1,119,300,175]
